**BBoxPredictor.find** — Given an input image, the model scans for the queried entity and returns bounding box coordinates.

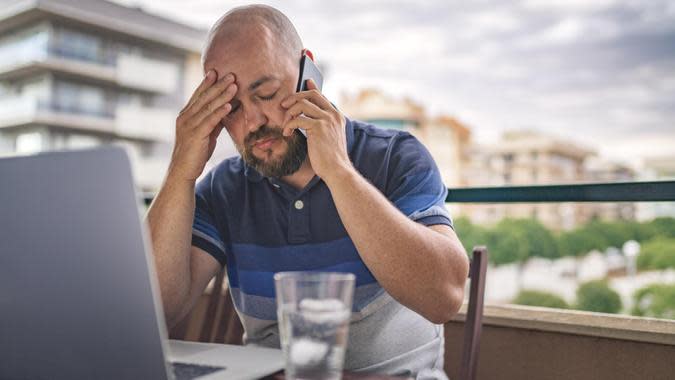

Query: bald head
[202,5,303,67]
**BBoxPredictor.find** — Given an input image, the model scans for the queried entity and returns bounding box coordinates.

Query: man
[146,4,469,376]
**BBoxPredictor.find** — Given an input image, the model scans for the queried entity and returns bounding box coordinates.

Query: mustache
[244,125,286,147]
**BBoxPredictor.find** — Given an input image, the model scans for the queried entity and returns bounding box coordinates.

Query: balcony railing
[444,181,675,203]
[143,180,675,205]
[0,96,175,141]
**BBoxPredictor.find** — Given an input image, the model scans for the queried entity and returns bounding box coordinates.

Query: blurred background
[0,0,673,319]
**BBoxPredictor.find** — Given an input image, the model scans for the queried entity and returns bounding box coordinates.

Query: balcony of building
[0,49,179,95]
[0,95,175,142]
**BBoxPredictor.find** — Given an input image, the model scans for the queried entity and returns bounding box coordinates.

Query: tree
[636,238,675,271]
[631,284,675,320]
[557,228,607,257]
[644,217,675,239]
[453,217,489,255]
[513,290,569,309]
[575,280,622,314]
[513,219,559,259]
[488,219,531,265]
[624,220,658,243]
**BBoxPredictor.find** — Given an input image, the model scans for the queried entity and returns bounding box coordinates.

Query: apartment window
[51,27,101,64]
[16,132,43,154]
[54,81,108,117]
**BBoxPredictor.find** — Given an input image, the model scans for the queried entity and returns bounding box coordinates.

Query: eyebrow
[248,75,278,92]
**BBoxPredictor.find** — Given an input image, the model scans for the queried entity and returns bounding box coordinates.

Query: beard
[238,124,307,178]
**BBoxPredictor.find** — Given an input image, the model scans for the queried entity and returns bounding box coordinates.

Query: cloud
[114,0,675,161]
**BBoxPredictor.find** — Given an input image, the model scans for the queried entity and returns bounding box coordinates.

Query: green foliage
[575,280,622,314]
[454,216,675,267]
[644,217,675,239]
[631,284,675,320]
[515,219,560,259]
[513,290,569,309]
[454,217,489,256]
[557,228,607,257]
[485,218,559,265]
[623,220,660,242]
[636,238,675,271]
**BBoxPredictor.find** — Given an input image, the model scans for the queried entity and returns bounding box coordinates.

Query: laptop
[0,147,284,380]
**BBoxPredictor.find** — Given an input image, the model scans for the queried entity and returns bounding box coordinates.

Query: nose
[243,101,268,134]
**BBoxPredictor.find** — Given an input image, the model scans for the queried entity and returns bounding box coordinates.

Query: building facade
[462,130,595,230]
[584,157,637,221]
[0,0,211,190]
[339,89,472,189]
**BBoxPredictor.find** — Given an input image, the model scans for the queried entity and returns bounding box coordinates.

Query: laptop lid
[0,147,172,379]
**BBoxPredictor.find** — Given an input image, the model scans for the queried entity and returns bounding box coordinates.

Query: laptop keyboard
[171,361,226,379]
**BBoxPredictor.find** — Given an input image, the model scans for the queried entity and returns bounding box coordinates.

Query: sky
[115,0,675,167]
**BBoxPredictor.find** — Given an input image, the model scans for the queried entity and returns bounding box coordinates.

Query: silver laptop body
[0,147,282,380]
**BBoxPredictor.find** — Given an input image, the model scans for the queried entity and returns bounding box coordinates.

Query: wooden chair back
[168,269,243,345]
[459,246,489,380]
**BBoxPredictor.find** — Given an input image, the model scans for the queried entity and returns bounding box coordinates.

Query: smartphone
[295,53,324,137]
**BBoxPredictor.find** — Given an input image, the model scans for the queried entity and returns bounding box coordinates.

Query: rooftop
[0,0,207,52]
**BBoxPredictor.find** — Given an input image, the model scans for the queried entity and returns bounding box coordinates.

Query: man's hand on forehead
[170,69,238,182]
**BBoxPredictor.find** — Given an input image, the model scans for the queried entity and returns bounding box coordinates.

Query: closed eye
[259,91,277,101]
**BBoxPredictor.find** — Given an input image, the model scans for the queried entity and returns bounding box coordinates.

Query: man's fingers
[306,78,319,91]
[186,73,235,118]
[281,86,332,112]
[283,99,325,126]
[196,103,232,137]
[283,115,320,137]
[184,70,217,111]
[191,82,238,127]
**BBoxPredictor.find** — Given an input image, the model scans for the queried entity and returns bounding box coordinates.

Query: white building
[0,0,225,191]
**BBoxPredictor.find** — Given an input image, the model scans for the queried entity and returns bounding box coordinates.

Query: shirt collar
[244,117,356,183]
[244,162,264,182]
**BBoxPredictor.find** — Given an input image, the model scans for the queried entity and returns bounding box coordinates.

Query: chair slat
[459,246,488,380]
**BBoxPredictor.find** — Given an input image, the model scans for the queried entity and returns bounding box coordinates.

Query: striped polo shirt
[192,118,452,375]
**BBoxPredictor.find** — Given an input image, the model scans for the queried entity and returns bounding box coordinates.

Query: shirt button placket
[288,197,309,244]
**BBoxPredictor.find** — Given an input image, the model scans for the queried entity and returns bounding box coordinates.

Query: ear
[302,48,315,61]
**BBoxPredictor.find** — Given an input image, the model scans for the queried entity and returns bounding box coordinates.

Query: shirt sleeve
[191,171,227,267]
[385,132,453,228]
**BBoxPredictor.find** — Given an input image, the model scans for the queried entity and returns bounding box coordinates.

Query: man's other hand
[280,79,352,184]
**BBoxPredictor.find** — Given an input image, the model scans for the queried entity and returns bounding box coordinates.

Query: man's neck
[280,159,315,190]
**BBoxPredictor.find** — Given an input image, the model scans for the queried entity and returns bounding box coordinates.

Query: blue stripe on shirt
[228,259,377,298]
[230,237,361,271]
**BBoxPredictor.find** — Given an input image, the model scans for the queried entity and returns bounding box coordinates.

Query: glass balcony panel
[116,54,178,94]
[115,105,175,141]
[0,29,49,68]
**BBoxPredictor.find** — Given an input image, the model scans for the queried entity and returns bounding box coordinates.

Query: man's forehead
[204,43,279,81]
[204,57,295,96]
